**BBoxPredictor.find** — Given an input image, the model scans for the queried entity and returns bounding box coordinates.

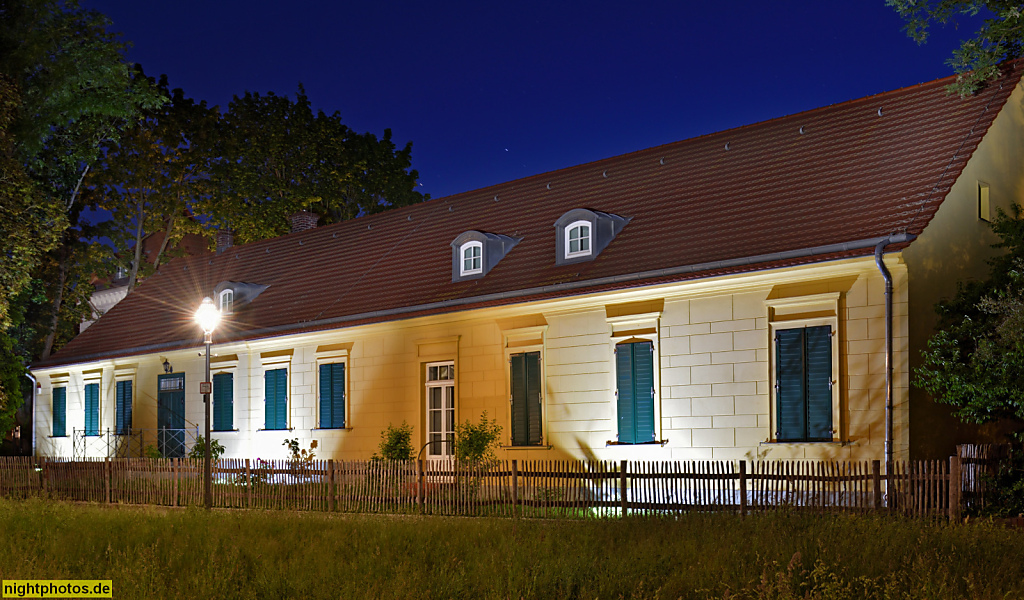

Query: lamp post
[194,296,220,510]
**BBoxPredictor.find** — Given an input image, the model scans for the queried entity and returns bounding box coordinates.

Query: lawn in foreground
[0,498,1021,599]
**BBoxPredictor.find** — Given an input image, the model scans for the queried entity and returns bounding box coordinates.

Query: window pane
[430,410,441,431]
[580,229,590,251]
[445,388,454,408]
[429,388,441,409]
[446,409,455,431]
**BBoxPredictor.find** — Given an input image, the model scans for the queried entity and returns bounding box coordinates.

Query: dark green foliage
[187,436,225,461]
[887,0,1024,95]
[206,86,427,243]
[453,411,502,464]
[915,204,1024,428]
[372,421,414,461]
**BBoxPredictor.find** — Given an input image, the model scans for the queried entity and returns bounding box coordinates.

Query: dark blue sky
[87,1,978,200]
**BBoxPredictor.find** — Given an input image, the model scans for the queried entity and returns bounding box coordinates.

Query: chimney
[216,229,234,254]
[290,210,318,233]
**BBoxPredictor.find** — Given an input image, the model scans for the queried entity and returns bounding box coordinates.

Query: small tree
[452,411,502,465]
[372,421,414,461]
[915,205,1024,427]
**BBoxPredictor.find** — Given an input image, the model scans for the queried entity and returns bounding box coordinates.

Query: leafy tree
[887,1,1024,95]
[915,204,1024,428]
[0,74,62,330]
[0,0,162,365]
[88,74,216,293]
[206,86,426,243]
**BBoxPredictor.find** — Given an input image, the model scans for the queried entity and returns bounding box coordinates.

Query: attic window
[565,221,592,258]
[219,289,234,314]
[450,231,522,283]
[460,241,483,276]
[553,208,631,266]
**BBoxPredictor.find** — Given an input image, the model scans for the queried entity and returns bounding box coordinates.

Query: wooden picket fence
[0,456,973,520]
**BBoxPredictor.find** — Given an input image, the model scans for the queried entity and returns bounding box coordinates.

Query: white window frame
[606,311,663,445]
[565,220,592,259]
[219,288,234,314]
[765,293,842,444]
[459,241,483,276]
[425,361,456,459]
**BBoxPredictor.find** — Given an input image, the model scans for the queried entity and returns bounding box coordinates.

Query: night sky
[85,1,979,200]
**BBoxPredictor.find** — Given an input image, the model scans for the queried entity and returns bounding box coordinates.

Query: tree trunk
[125,201,145,295]
[152,214,176,272]
[40,241,71,360]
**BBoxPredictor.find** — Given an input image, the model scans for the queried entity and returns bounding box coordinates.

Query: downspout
[873,232,915,472]
[25,372,37,457]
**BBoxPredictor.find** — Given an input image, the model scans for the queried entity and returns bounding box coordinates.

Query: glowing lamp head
[194,296,221,335]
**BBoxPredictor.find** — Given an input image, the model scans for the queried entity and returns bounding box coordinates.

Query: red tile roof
[39,64,1023,368]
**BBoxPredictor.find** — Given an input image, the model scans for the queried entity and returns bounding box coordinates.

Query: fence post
[511,460,518,518]
[739,460,748,516]
[245,459,252,509]
[40,456,47,495]
[949,455,961,522]
[417,459,424,513]
[327,459,335,513]
[871,460,882,511]
[105,457,111,504]
[172,458,179,508]
[620,460,628,517]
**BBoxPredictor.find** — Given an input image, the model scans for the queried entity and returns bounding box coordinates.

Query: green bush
[453,411,502,465]
[188,436,225,461]
[372,421,414,461]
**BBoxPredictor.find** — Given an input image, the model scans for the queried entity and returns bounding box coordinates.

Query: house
[30,64,1024,463]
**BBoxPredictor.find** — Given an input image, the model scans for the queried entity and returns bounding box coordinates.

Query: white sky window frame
[460,241,483,276]
[565,220,592,259]
[765,293,842,444]
[219,288,233,314]
[425,361,456,459]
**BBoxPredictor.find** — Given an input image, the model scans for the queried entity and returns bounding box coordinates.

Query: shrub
[283,438,317,473]
[452,411,502,465]
[372,421,414,461]
[188,436,226,461]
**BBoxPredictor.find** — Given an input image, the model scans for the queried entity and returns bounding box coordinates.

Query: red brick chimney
[290,210,318,233]
[215,229,234,254]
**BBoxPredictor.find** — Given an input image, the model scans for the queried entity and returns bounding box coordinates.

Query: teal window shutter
[616,341,656,444]
[510,352,542,446]
[804,326,833,441]
[319,363,345,429]
[265,369,287,430]
[775,326,833,441]
[84,383,99,436]
[115,380,132,435]
[53,388,66,437]
[213,373,233,431]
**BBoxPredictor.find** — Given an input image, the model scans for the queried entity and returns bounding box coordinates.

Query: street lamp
[194,296,220,510]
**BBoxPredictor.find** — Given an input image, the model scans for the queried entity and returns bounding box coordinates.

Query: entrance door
[425,362,455,462]
[157,373,186,457]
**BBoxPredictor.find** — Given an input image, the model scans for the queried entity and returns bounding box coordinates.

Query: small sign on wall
[199,382,212,394]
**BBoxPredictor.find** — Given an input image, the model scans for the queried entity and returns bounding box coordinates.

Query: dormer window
[460,241,483,276]
[565,221,592,258]
[451,231,522,283]
[219,289,234,314]
[554,208,631,266]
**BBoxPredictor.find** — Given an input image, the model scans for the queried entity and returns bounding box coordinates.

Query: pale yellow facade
[32,254,910,463]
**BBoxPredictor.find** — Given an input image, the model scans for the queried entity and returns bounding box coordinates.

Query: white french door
[425,361,455,459]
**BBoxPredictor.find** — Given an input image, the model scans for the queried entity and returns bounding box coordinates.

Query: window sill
[606,439,669,447]
[212,429,239,433]
[257,428,294,432]
[48,435,68,439]
[500,445,553,450]
[761,440,849,446]
[313,427,351,431]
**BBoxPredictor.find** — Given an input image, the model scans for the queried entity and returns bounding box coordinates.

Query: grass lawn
[0,498,1022,599]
